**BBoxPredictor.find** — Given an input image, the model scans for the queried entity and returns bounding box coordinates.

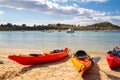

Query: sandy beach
[0,48,120,80]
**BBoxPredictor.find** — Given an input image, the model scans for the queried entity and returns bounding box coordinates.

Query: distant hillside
[48,22,120,31]
[86,22,120,30]
[0,22,120,31]
[72,22,120,30]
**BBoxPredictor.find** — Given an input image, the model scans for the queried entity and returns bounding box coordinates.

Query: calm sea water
[0,31,119,52]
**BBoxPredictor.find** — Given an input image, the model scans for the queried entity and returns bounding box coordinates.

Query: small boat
[71,50,92,76]
[8,48,69,65]
[106,53,120,69]
[67,29,74,33]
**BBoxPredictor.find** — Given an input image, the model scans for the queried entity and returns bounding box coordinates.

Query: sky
[0,0,120,26]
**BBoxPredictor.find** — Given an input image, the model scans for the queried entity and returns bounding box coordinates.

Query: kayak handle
[78,65,84,73]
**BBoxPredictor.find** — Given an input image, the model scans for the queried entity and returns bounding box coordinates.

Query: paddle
[78,57,101,73]
[92,57,101,64]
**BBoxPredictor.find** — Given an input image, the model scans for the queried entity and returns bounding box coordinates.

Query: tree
[22,24,26,27]
[56,23,61,27]
[7,23,12,27]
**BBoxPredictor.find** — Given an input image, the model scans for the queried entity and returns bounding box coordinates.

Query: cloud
[51,0,68,3]
[51,0,108,3]
[0,0,105,16]
[55,15,120,26]
[45,0,108,3]
[109,16,120,26]
[0,10,4,15]
[0,0,77,15]
[0,0,119,26]
[78,0,108,3]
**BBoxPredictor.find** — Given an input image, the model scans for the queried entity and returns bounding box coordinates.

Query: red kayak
[8,48,69,65]
[106,53,120,69]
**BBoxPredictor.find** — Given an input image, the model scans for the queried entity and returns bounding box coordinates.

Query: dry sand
[0,48,120,80]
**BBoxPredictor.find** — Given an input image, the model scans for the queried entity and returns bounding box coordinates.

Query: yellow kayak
[71,50,92,76]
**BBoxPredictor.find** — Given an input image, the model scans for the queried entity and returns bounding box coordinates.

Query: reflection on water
[0,31,119,51]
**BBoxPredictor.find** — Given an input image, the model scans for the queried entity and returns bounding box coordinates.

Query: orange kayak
[71,55,92,76]
[8,48,69,65]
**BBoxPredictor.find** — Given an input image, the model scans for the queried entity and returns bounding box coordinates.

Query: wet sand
[0,48,120,80]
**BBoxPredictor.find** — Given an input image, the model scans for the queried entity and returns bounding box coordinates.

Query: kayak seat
[75,50,88,59]
[29,54,40,56]
[52,49,63,53]
[107,51,117,56]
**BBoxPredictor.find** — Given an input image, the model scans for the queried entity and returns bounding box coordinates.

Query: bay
[0,31,119,52]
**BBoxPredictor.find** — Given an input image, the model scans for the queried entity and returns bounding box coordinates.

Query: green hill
[86,22,120,30]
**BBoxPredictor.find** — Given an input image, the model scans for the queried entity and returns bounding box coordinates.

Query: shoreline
[0,47,107,54]
[0,48,120,80]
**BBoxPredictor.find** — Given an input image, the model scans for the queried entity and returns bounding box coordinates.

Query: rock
[0,60,3,64]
